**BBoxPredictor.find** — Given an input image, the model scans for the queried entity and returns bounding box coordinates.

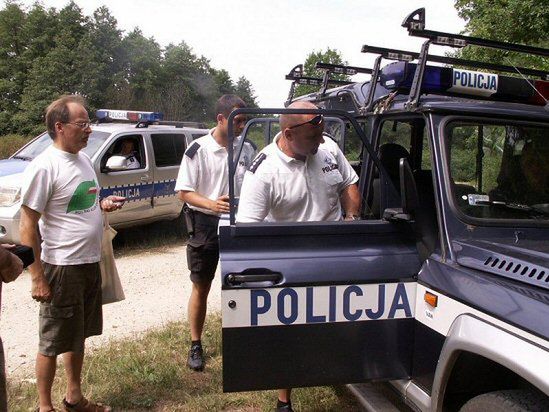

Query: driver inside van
[115,138,140,169]
[491,135,548,206]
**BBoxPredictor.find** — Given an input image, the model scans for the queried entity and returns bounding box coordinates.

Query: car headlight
[0,186,21,207]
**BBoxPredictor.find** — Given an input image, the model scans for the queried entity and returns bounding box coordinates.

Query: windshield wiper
[476,200,549,218]
[12,155,32,161]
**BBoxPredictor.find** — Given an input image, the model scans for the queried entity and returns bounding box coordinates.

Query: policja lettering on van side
[249,283,414,327]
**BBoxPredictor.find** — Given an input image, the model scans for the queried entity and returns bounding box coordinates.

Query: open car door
[220,108,421,392]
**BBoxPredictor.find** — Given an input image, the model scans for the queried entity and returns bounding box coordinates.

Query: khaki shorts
[39,262,102,357]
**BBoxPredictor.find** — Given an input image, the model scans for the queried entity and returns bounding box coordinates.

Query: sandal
[63,397,112,412]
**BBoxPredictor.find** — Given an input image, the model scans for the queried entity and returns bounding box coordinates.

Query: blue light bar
[380,61,452,93]
[379,62,540,103]
[96,109,164,122]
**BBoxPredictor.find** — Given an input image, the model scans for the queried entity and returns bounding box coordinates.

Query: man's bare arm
[178,191,229,214]
[340,183,361,220]
[20,205,51,302]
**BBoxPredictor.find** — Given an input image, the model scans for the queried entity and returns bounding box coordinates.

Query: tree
[294,47,350,98]
[454,0,549,71]
[75,6,123,111]
[212,68,235,95]
[15,2,89,134]
[235,76,258,108]
[0,2,260,133]
[107,28,163,111]
[159,42,213,121]
[0,1,27,133]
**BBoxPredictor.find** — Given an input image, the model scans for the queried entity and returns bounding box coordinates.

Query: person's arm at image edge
[0,245,23,283]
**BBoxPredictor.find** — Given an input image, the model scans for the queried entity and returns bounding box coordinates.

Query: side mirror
[382,158,419,222]
[104,155,128,172]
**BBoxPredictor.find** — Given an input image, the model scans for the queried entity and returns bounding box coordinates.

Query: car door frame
[219,108,421,392]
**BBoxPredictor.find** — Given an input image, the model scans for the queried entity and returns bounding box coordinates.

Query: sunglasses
[288,114,324,129]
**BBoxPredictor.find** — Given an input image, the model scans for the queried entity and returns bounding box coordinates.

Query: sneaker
[187,344,204,371]
[276,402,294,412]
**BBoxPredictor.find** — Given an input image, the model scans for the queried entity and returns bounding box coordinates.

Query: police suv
[0,109,207,243]
[219,9,549,411]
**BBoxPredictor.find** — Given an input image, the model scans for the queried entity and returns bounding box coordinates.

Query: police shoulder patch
[185,142,200,159]
[245,138,257,151]
[249,153,267,173]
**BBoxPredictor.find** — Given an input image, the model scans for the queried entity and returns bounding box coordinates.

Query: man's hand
[210,195,230,214]
[31,276,52,302]
[0,244,24,283]
[101,195,126,212]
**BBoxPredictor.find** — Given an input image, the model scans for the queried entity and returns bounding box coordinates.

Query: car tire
[459,389,549,412]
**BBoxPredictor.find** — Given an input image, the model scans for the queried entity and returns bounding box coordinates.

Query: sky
[9,0,466,107]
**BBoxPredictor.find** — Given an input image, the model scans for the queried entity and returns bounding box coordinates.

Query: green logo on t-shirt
[67,180,98,213]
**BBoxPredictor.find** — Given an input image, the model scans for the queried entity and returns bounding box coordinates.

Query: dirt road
[1,243,221,377]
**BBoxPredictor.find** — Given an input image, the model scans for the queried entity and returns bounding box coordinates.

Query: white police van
[219,9,549,412]
[0,109,208,243]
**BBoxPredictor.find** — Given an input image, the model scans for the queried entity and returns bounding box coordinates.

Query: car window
[447,121,548,221]
[101,134,145,171]
[151,133,186,167]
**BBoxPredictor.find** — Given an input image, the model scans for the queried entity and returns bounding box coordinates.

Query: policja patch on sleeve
[248,153,267,173]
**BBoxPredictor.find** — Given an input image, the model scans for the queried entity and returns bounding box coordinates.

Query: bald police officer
[237,101,360,411]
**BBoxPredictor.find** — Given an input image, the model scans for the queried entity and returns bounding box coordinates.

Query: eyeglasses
[288,114,324,129]
[63,121,92,129]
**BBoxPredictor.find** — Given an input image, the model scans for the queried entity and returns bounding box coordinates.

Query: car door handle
[140,175,149,181]
[226,272,282,286]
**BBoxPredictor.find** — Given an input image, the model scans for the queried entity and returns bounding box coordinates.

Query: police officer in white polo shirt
[175,94,255,372]
[237,101,360,411]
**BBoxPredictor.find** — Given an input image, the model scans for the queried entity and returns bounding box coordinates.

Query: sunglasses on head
[288,114,324,130]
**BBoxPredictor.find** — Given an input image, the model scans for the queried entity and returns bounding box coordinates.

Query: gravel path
[1,243,221,378]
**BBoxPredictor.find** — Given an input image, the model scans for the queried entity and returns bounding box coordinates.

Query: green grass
[7,314,359,411]
[0,134,32,159]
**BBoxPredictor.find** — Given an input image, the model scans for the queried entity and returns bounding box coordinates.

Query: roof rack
[401,8,549,109]
[314,62,372,97]
[285,64,354,106]
[361,45,549,80]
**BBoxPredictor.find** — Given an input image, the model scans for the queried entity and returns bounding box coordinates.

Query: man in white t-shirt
[175,94,255,372]
[237,101,360,412]
[20,95,125,412]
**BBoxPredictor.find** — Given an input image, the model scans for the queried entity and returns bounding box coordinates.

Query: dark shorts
[39,262,102,357]
[187,211,220,283]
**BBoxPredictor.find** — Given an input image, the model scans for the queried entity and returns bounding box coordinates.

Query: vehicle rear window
[151,133,186,167]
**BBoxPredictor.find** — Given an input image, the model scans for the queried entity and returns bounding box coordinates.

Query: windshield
[447,121,548,221]
[14,130,111,160]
